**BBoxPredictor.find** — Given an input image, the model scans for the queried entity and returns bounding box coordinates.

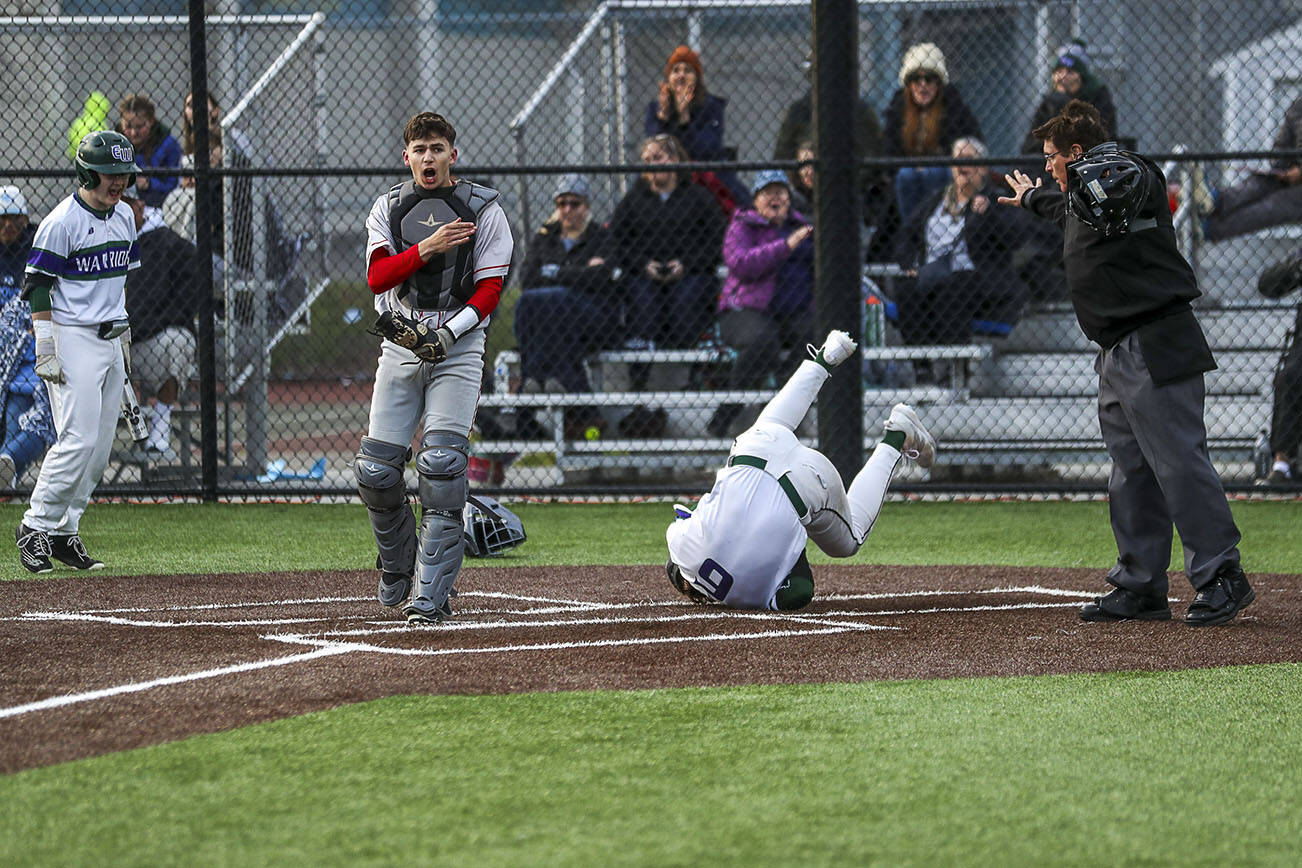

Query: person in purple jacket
[708,170,815,438]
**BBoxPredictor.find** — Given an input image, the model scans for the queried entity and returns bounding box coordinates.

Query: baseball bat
[121,379,149,442]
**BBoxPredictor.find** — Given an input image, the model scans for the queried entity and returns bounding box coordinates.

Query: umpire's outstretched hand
[999,170,1041,208]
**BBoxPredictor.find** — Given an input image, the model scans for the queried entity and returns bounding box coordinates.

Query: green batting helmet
[75,130,137,189]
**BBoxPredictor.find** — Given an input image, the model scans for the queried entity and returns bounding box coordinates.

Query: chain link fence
[1,0,1299,500]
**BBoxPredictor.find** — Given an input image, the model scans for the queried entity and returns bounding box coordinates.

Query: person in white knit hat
[881,41,983,225]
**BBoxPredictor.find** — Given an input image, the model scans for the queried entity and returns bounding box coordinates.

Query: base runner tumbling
[355,112,513,625]
[16,131,140,573]
[665,330,936,610]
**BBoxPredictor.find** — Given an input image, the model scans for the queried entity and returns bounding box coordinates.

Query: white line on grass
[0,645,356,720]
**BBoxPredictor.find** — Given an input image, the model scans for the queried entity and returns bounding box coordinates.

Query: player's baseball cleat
[884,403,936,468]
[809,329,858,369]
[49,534,104,570]
[377,572,413,608]
[403,602,448,626]
[1079,586,1171,622]
[1185,563,1254,626]
[15,523,53,574]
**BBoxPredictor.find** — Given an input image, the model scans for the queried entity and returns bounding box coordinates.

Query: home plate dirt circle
[1,564,1298,772]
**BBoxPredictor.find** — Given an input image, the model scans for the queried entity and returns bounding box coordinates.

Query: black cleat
[49,534,104,571]
[1186,564,1255,626]
[1079,586,1171,622]
[16,523,53,574]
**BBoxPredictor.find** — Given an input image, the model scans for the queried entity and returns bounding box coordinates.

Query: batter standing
[355,112,512,625]
[16,131,140,573]
[1001,99,1252,626]
[666,330,936,610]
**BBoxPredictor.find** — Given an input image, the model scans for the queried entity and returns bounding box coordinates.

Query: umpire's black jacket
[1023,146,1215,385]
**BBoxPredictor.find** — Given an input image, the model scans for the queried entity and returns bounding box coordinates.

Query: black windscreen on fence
[1,0,1299,499]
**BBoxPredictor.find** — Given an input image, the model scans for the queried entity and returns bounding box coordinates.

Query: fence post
[188,0,218,501]
[812,0,863,478]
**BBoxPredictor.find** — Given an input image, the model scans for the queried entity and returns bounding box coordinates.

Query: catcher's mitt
[368,311,453,363]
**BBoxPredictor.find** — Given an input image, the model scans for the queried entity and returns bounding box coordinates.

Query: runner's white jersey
[665,465,808,610]
[25,193,137,326]
[364,189,512,330]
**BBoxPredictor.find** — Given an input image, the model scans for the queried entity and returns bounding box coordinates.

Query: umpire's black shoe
[15,523,53,574]
[1186,563,1255,627]
[49,534,104,570]
[1079,586,1171,622]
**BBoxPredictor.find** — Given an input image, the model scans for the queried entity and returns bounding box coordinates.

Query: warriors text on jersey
[25,194,138,325]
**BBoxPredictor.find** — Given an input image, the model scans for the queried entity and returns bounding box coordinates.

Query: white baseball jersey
[26,193,138,325]
[666,465,808,610]
[364,187,512,329]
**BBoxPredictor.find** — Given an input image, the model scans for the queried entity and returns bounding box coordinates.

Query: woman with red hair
[645,44,746,208]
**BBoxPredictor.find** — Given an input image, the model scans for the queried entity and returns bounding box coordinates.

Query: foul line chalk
[0,645,355,721]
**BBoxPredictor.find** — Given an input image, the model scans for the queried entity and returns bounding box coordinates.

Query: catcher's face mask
[463,495,526,557]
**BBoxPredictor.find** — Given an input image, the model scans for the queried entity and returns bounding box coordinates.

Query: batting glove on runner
[34,335,65,384]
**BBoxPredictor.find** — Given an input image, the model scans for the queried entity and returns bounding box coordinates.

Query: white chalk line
[0,644,355,720]
[259,625,871,657]
[0,587,1091,720]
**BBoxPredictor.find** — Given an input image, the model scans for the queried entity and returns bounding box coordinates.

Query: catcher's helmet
[75,130,137,190]
[462,494,526,557]
[1066,144,1149,236]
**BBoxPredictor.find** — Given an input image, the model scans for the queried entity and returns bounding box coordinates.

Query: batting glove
[35,352,65,385]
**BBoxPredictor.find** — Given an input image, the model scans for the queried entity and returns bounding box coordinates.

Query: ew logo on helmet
[110,144,134,162]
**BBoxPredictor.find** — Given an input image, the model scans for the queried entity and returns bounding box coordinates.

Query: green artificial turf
[1,499,1298,580]
[3,664,1299,867]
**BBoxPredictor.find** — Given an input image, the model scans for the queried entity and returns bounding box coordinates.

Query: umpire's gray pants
[1097,331,1241,596]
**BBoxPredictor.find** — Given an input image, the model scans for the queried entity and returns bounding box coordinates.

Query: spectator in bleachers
[707,170,815,438]
[1020,40,1117,156]
[774,50,891,253]
[122,186,200,456]
[181,91,254,270]
[1197,95,1302,242]
[1257,247,1302,484]
[513,174,617,439]
[790,139,815,213]
[882,43,983,229]
[65,91,111,161]
[607,134,725,357]
[0,186,54,489]
[645,44,746,211]
[117,93,182,209]
[892,138,1029,362]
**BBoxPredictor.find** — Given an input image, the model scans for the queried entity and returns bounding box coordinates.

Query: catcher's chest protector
[388,179,497,310]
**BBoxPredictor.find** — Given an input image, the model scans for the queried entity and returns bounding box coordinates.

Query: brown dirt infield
[2,564,1298,773]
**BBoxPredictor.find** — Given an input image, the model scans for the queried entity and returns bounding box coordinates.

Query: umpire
[1001,99,1253,626]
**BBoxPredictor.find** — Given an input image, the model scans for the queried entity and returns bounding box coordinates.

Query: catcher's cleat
[884,403,936,468]
[16,523,53,574]
[809,329,858,370]
[377,572,413,608]
[49,534,104,570]
[403,603,446,626]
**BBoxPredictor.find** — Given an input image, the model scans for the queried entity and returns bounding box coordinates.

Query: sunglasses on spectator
[555,198,586,209]
[907,72,941,85]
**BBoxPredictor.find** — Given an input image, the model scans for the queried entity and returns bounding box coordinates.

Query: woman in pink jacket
[709,169,815,437]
